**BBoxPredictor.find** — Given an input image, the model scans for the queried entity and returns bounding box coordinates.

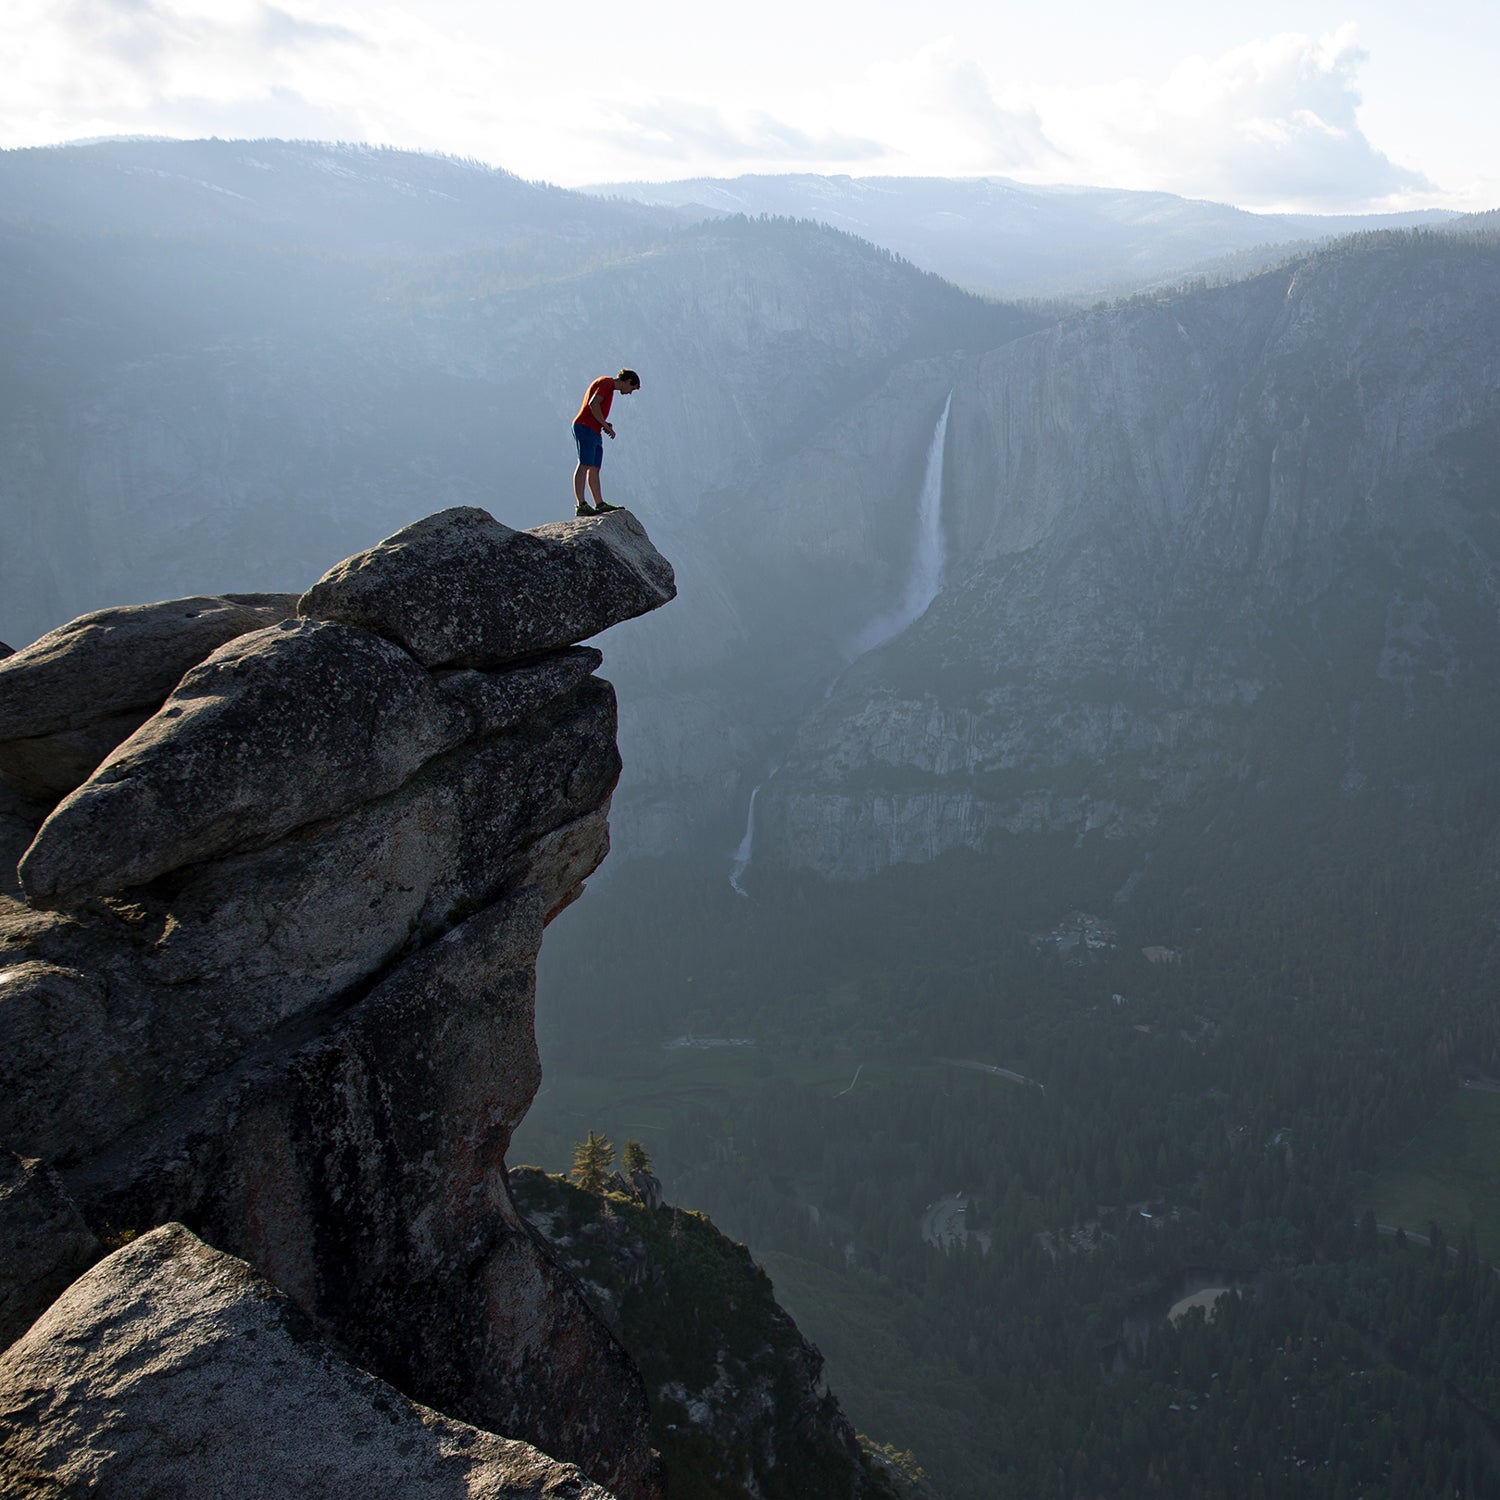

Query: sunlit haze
[4,0,1497,213]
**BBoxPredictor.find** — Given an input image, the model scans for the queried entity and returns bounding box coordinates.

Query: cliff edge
[0,506,675,1498]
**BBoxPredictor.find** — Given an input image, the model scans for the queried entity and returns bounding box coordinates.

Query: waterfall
[729,391,953,892]
[850,391,952,658]
[729,782,761,896]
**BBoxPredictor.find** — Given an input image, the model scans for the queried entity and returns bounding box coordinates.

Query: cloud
[0,2,624,182]
[51,0,363,83]
[0,7,1459,212]
[866,39,1060,174]
[1052,25,1432,210]
[0,0,367,145]
[253,3,360,50]
[601,99,884,165]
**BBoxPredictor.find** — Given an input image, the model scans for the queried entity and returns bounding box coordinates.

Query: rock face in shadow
[0,1152,98,1351]
[0,508,675,1500]
[0,1223,615,1500]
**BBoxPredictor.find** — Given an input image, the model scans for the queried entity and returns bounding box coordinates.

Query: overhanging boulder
[298,507,675,669]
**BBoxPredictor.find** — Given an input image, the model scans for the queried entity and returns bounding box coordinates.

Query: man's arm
[588,389,616,439]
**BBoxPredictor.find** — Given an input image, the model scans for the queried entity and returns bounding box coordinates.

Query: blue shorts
[573,422,603,469]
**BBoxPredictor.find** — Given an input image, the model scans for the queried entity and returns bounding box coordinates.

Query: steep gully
[729,391,953,894]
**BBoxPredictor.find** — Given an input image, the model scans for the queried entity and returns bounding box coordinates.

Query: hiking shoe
[574,501,598,517]
[594,499,623,514]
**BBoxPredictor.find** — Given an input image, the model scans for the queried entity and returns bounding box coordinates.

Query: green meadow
[1366,1086,1500,1260]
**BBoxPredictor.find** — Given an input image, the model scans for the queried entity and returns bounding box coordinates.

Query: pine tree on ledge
[571,1129,616,1193]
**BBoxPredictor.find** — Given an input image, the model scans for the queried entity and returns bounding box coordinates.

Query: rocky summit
[0,507,677,1498]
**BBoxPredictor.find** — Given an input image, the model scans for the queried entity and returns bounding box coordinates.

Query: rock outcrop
[0,507,675,1498]
[0,1223,612,1500]
[0,593,298,799]
[298,507,677,669]
[18,619,473,902]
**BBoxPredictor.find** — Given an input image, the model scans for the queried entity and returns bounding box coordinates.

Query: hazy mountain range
[588,171,1460,299]
[0,137,671,256]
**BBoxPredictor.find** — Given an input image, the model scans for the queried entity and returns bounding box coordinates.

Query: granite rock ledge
[0,506,676,1499]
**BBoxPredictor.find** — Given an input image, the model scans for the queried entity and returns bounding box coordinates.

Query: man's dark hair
[617,368,641,389]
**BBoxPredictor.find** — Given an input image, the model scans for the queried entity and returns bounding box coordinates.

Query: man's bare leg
[573,463,591,511]
[586,468,606,508]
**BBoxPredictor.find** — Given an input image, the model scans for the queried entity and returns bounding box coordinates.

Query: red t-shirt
[574,376,615,432]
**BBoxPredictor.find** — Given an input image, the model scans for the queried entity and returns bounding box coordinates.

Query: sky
[3,0,1497,215]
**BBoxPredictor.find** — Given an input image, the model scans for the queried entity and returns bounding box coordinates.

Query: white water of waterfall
[850,390,952,658]
[729,391,952,893]
[729,782,761,896]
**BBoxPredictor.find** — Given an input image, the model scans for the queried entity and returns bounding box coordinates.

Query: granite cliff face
[0,506,677,1496]
[751,234,1500,876]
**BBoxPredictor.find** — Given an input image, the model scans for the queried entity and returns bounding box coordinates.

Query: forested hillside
[519,793,1500,1495]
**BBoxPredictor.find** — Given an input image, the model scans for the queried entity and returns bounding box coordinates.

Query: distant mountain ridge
[0,137,678,255]
[587,172,1461,299]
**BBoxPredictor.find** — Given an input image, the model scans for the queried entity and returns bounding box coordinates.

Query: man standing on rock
[572,368,640,517]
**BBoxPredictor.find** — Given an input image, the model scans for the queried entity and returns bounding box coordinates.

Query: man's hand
[603,422,616,439]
